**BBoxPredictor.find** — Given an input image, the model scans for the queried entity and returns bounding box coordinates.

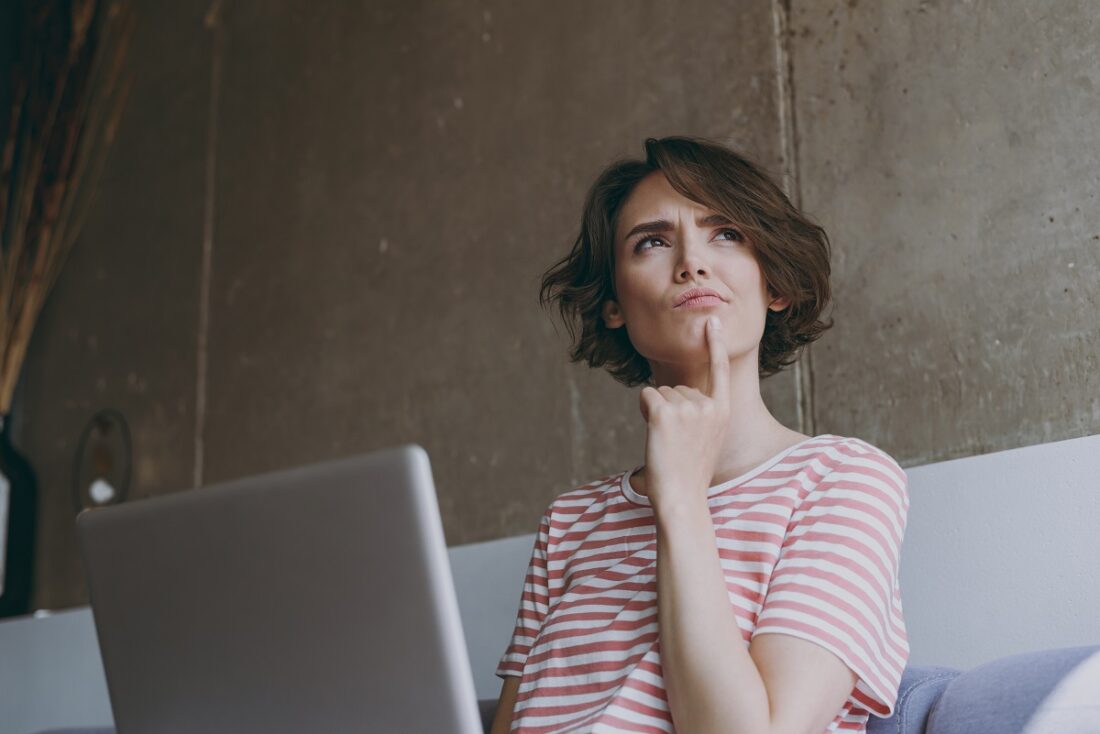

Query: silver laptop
[76,444,484,734]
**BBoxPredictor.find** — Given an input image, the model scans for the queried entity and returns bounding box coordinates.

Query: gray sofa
[36,645,1100,733]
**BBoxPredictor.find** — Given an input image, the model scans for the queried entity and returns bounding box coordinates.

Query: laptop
[76,443,485,734]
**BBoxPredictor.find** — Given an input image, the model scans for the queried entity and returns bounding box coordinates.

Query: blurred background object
[0,0,133,618]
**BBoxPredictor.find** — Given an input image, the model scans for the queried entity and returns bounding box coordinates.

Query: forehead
[616,172,715,241]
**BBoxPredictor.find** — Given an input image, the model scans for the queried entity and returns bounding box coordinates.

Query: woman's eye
[635,236,667,252]
[634,229,742,252]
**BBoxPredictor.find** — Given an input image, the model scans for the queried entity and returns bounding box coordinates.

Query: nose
[675,242,710,281]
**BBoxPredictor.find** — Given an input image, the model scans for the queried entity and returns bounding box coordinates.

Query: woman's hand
[639,315,731,514]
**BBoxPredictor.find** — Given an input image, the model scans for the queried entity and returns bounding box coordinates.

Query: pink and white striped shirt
[496,433,909,733]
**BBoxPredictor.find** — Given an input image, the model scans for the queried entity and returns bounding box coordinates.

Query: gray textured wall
[14,0,1099,611]
[789,1,1100,462]
[16,0,793,610]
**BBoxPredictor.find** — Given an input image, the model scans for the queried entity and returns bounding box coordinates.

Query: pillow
[868,665,960,734]
[926,645,1100,734]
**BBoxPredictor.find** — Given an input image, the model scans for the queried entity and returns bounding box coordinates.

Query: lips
[673,287,725,307]
[678,295,724,309]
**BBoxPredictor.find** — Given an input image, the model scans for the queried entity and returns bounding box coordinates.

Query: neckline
[619,433,835,507]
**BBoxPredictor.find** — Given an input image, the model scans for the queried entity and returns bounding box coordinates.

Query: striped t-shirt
[496,433,909,733]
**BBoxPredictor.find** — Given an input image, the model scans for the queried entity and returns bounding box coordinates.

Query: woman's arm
[640,318,858,733]
[655,499,857,734]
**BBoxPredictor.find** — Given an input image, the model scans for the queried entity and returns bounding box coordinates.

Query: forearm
[655,496,772,734]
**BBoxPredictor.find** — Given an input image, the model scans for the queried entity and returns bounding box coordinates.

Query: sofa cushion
[926,645,1100,734]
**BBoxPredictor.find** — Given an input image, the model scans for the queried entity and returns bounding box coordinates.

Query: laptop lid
[76,444,483,734]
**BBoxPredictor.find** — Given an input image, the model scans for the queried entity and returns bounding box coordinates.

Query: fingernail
[709,316,721,328]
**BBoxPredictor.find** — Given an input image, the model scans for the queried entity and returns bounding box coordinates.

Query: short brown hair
[539,135,834,387]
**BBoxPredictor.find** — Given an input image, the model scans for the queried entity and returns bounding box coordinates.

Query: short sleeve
[495,507,553,679]
[751,444,910,718]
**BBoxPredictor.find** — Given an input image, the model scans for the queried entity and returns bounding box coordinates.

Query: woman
[491,136,909,734]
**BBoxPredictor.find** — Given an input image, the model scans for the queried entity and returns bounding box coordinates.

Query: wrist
[653,489,710,529]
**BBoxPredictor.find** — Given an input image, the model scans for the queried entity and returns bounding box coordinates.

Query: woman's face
[602,171,789,373]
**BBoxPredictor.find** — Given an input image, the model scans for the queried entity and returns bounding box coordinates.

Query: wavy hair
[539,135,834,387]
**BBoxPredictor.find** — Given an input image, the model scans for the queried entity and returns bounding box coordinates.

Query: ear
[602,300,625,329]
[766,285,790,312]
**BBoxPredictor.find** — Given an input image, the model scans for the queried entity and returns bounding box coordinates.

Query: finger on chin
[706,316,730,399]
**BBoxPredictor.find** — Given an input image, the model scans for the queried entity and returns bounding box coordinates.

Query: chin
[638,344,709,366]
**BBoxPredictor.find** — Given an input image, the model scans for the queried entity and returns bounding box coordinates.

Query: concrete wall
[13,0,1100,611]
[15,0,794,610]
[788,1,1100,460]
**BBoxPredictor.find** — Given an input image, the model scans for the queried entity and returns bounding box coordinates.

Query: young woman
[491,136,909,734]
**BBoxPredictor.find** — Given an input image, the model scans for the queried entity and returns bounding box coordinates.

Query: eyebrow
[621,213,736,243]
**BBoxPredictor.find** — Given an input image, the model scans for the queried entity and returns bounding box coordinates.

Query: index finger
[706,315,730,402]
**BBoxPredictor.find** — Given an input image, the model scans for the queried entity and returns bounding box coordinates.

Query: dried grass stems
[0,0,133,413]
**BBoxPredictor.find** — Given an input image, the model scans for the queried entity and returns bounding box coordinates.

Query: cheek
[616,297,668,350]
[612,273,661,318]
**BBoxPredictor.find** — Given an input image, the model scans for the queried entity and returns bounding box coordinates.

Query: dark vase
[0,412,38,618]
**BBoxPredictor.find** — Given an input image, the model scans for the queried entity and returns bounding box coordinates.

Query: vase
[0,412,38,618]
